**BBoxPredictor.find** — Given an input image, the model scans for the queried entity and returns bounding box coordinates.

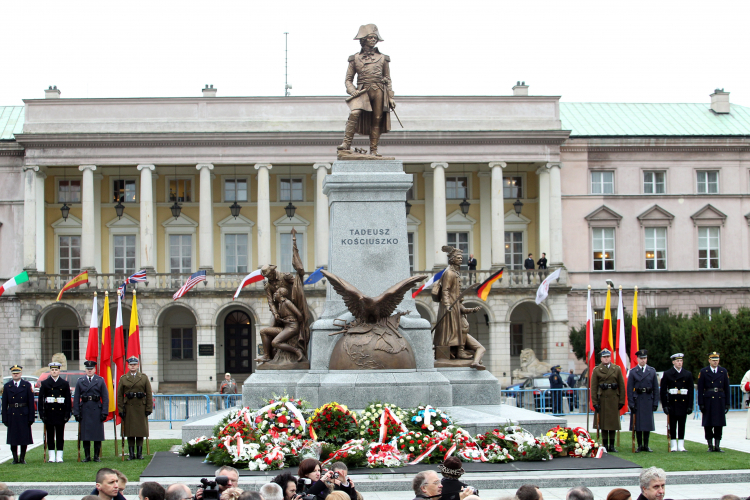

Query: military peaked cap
[636,349,648,358]
[670,353,684,360]
[708,351,720,359]
[49,361,62,368]
[10,364,22,372]
[83,360,97,368]
[599,349,612,356]
[127,356,140,364]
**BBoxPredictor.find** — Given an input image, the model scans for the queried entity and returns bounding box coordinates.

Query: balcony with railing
[411,266,566,289]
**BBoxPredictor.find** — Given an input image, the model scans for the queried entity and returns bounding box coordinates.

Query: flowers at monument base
[321,438,368,468]
[482,443,515,463]
[179,435,215,456]
[307,402,359,444]
[251,396,309,438]
[358,402,408,442]
[366,442,404,468]
[392,430,445,464]
[405,405,452,433]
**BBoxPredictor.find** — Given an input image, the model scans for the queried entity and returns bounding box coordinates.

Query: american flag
[173,270,207,300]
[118,269,147,299]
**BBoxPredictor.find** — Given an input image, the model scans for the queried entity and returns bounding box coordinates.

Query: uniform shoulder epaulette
[348,54,355,62]
[384,54,391,62]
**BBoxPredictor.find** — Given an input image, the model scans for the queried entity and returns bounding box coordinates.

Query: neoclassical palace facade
[1,85,749,390]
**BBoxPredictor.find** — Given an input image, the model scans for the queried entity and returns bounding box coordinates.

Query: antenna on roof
[284,32,292,97]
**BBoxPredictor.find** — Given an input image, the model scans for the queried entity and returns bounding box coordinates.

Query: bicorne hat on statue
[354,24,384,41]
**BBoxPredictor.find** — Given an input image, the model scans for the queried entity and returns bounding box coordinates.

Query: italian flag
[0,271,29,297]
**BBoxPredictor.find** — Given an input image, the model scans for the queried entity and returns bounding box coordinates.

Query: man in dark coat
[38,361,72,462]
[536,253,548,270]
[524,253,535,270]
[1,364,35,464]
[590,349,626,452]
[73,360,109,462]
[627,350,659,452]
[549,365,565,414]
[660,352,694,452]
[466,254,477,284]
[697,351,730,452]
[117,356,153,460]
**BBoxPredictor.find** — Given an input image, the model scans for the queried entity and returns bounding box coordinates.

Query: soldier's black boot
[706,440,714,452]
[128,446,136,461]
[11,446,18,464]
[714,438,724,452]
[137,446,144,460]
[635,432,643,452]
[608,432,618,452]
[94,442,102,462]
[19,446,27,464]
[82,442,92,462]
[643,431,653,452]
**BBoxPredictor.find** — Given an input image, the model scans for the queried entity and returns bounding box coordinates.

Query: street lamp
[513,198,523,216]
[405,200,412,216]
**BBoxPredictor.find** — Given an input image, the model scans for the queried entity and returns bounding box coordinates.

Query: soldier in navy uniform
[38,361,72,462]
[549,365,564,414]
[660,353,694,452]
[1,365,35,464]
[72,360,108,462]
[697,351,730,452]
[627,350,659,452]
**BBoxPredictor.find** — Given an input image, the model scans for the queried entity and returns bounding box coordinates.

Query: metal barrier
[149,394,243,427]
[501,387,592,415]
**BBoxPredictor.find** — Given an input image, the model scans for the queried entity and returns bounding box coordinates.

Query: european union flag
[304,267,325,285]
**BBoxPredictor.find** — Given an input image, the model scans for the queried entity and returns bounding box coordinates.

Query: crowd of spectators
[1,463,748,500]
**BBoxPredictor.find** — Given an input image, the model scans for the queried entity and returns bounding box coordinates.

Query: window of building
[171,328,194,359]
[510,324,523,357]
[699,307,721,320]
[280,178,303,201]
[169,234,192,274]
[113,179,137,203]
[698,226,720,269]
[505,231,523,270]
[697,171,719,194]
[446,176,468,199]
[61,329,80,361]
[646,308,669,317]
[447,232,469,269]
[58,180,81,203]
[407,232,415,272]
[224,178,248,202]
[59,235,81,275]
[225,234,249,273]
[503,176,523,199]
[593,308,616,320]
[113,235,137,275]
[643,171,665,194]
[169,179,192,202]
[592,227,615,271]
[644,227,667,270]
[279,232,304,273]
[591,171,614,194]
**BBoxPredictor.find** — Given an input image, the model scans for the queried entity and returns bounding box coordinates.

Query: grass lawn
[609,432,750,471]
[0,439,181,482]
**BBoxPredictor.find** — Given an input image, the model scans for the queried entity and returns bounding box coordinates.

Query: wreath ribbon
[322,439,365,465]
[378,407,408,443]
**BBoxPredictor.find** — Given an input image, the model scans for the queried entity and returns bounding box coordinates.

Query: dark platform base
[140,451,640,479]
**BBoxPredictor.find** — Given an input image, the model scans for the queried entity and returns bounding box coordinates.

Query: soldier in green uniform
[38,361,72,462]
[1,365,35,464]
[590,349,626,452]
[117,356,153,460]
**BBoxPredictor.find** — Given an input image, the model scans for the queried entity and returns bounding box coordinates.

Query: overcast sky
[2,0,748,107]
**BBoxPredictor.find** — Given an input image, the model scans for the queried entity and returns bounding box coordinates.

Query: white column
[548,163,563,266]
[537,165,551,259]
[137,165,156,272]
[79,165,97,271]
[423,171,434,270]
[196,163,215,270]
[478,172,492,270]
[195,325,216,392]
[35,170,46,272]
[431,162,448,269]
[22,166,39,270]
[490,161,507,269]
[94,174,103,272]
[255,163,273,267]
[313,163,331,269]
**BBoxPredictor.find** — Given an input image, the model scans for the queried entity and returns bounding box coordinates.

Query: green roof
[560,102,750,137]
[0,106,24,141]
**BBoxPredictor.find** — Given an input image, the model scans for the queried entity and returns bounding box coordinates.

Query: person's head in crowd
[215,466,240,490]
[165,484,193,500]
[96,469,120,500]
[438,456,465,480]
[237,494,262,500]
[18,491,47,500]
[330,462,351,485]
[412,470,442,498]
[606,489,631,500]
[298,458,322,482]
[112,470,128,493]
[139,482,166,500]
[0,489,14,500]
[271,473,298,500]
[327,493,349,500]
[720,496,741,500]
[258,484,282,500]
[517,484,544,500]
[639,467,666,500]
[219,488,243,500]
[567,486,594,500]
[82,496,101,500]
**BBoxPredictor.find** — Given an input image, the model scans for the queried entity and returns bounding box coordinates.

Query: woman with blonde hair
[326,493,350,500]
[220,487,243,500]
